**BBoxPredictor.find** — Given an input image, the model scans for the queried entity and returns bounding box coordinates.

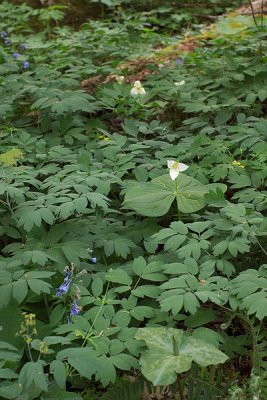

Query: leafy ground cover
[0,0,267,399]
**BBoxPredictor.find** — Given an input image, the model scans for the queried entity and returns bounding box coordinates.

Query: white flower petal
[167,160,189,180]
[139,87,146,95]
[134,80,142,88]
[169,168,179,181]
[130,87,139,96]
[174,80,185,86]
[116,75,124,84]
[178,162,189,172]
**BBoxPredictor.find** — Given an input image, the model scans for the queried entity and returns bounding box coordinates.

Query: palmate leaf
[123,174,226,216]
[18,360,48,392]
[135,327,228,386]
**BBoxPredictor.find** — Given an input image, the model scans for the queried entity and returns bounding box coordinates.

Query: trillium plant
[115,75,124,84]
[130,80,146,95]
[167,159,189,180]
[174,80,185,86]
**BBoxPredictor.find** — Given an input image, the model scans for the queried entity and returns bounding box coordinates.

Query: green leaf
[19,360,48,392]
[215,109,233,126]
[12,279,28,303]
[133,256,146,276]
[130,306,155,321]
[106,268,132,286]
[39,208,55,225]
[0,305,24,349]
[124,174,226,216]
[28,279,52,294]
[113,310,131,327]
[17,208,42,232]
[183,292,200,314]
[184,308,216,328]
[91,277,103,297]
[111,354,138,370]
[0,284,12,308]
[0,368,18,379]
[135,328,228,385]
[0,383,22,399]
[50,360,66,389]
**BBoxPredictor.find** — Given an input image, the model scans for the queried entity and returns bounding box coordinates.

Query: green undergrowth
[0,1,267,399]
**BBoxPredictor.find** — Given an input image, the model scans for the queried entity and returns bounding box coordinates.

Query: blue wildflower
[90,257,97,263]
[175,59,184,65]
[19,43,28,50]
[22,60,30,69]
[1,31,7,38]
[13,52,20,59]
[70,300,81,316]
[56,271,72,297]
[4,39,12,46]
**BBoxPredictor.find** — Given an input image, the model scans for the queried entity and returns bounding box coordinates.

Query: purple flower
[56,271,72,297]
[19,43,28,50]
[22,60,30,69]
[4,39,12,46]
[13,52,20,59]
[175,59,184,65]
[1,31,7,38]
[90,257,97,263]
[70,300,80,316]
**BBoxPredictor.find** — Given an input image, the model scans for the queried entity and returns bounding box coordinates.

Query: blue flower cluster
[70,300,81,316]
[56,269,72,297]
[1,31,30,69]
[55,258,96,322]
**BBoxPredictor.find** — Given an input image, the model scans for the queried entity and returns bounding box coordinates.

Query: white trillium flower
[130,80,146,96]
[115,75,124,84]
[167,160,189,181]
[174,80,185,86]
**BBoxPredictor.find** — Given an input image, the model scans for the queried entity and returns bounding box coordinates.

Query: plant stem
[176,376,184,399]
[248,0,262,58]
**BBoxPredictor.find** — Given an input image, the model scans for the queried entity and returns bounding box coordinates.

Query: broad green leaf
[135,328,228,385]
[124,174,226,216]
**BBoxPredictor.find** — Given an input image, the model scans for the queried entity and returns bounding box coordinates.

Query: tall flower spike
[167,160,189,181]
